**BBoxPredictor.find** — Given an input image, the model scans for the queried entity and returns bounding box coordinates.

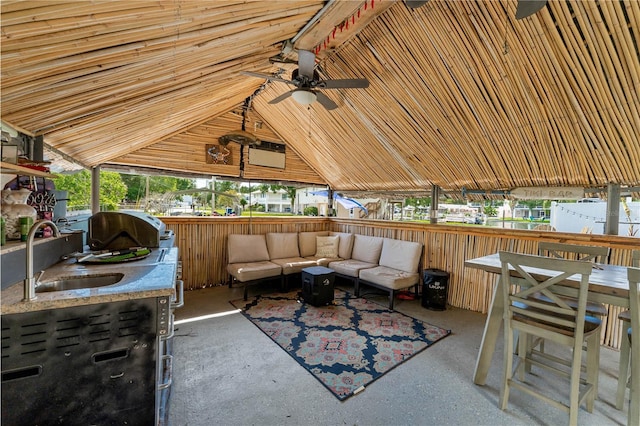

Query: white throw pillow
[315,236,339,258]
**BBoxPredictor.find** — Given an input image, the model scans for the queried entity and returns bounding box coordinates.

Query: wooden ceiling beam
[293,0,394,59]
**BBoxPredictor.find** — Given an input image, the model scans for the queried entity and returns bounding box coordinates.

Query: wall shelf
[0,161,53,178]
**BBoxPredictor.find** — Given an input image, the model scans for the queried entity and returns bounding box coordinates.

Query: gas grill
[88,211,174,250]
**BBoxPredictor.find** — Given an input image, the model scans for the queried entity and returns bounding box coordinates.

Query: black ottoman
[301,266,335,306]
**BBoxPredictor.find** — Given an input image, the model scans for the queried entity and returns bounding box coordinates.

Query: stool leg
[617,331,631,410]
[586,332,600,412]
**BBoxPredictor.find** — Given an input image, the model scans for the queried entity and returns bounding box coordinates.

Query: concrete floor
[168,281,630,426]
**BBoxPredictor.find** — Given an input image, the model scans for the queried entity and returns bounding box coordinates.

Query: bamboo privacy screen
[161,216,640,349]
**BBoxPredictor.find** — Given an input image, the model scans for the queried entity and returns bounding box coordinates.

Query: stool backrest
[499,251,593,338]
[629,266,639,331]
[632,249,640,268]
[538,242,609,264]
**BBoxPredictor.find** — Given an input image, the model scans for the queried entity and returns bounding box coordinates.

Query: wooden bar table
[465,253,637,426]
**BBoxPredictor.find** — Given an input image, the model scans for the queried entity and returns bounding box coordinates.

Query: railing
[160,216,639,349]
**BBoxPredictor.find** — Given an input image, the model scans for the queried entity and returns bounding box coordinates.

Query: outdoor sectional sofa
[227,231,423,309]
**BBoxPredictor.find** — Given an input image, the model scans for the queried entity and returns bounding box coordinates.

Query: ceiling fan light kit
[291,89,317,105]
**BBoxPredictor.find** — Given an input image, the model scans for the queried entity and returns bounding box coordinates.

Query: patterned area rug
[230,289,451,400]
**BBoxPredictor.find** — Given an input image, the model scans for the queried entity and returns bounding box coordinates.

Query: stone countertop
[1,246,179,315]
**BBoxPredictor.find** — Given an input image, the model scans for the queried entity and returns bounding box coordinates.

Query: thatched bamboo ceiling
[1,0,638,197]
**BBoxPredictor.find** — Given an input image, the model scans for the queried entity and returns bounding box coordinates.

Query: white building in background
[550,199,640,237]
[295,187,330,216]
[245,188,291,213]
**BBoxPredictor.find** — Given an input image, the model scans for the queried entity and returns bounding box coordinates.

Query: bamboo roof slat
[0,0,637,194]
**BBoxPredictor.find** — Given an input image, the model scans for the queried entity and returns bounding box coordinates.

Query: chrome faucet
[24,220,61,301]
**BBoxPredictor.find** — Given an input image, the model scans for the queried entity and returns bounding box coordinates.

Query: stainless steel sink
[35,273,125,293]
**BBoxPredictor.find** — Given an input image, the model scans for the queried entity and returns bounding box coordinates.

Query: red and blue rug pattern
[230,289,451,400]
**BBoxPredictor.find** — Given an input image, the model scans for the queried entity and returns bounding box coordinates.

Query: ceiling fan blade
[319,78,370,89]
[315,92,338,110]
[297,50,316,79]
[515,0,547,19]
[241,71,296,86]
[268,54,297,65]
[405,0,429,9]
[268,90,293,104]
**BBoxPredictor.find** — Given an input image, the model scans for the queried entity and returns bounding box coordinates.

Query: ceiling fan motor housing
[291,68,321,88]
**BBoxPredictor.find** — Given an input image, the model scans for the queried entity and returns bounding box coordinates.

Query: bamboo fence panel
[161,216,638,348]
[329,218,638,349]
[161,216,330,289]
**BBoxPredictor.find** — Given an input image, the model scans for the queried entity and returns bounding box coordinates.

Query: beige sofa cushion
[328,259,377,278]
[351,234,383,263]
[227,234,270,263]
[271,257,319,275]
[298,231,329,257]
[359,266,420,290]
[227,261,281,282]
[305,255,340,267]
[379,238,422,273]
[315,236,339,258]
[330,232,354,259]
[266,232,300,259]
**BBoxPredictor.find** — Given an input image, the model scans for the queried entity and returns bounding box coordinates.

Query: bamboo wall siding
[161,216,639,349]
[110,108,327,184]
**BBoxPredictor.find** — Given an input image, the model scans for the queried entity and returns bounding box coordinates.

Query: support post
[430,185,440,224]
[604,183,620,235]
[211,176,216,213]
[91,165,100,214]
[327,188,334,217]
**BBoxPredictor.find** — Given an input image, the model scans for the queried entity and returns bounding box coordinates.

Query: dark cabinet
[1,299,160,425]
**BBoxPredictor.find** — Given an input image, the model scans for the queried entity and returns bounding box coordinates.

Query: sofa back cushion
[379,238,422,273]
[330,232,355,259]
[315,235,339,258]
[227,234,270,263]
[266,232,300,259]
[298,231,329,257]
[351,234,383,263]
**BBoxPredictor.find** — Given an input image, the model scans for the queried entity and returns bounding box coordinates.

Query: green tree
[257,184,271,196]
[210,180,238,209]
[483,200,498,217]
[54,170,127,210]
[121,175,194,203]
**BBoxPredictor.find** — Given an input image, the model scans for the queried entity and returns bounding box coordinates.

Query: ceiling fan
[241,50,369,110]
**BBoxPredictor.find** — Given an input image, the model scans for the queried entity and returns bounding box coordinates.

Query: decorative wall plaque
[206,144,232,165]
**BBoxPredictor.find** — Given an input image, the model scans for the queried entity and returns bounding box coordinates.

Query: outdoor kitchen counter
[0,246,178,314]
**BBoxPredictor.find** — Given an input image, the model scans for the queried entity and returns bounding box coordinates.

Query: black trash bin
[422,269,450,310]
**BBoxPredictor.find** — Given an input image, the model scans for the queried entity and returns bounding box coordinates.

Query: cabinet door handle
[158,355,173,390]
[171,280,184,309]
